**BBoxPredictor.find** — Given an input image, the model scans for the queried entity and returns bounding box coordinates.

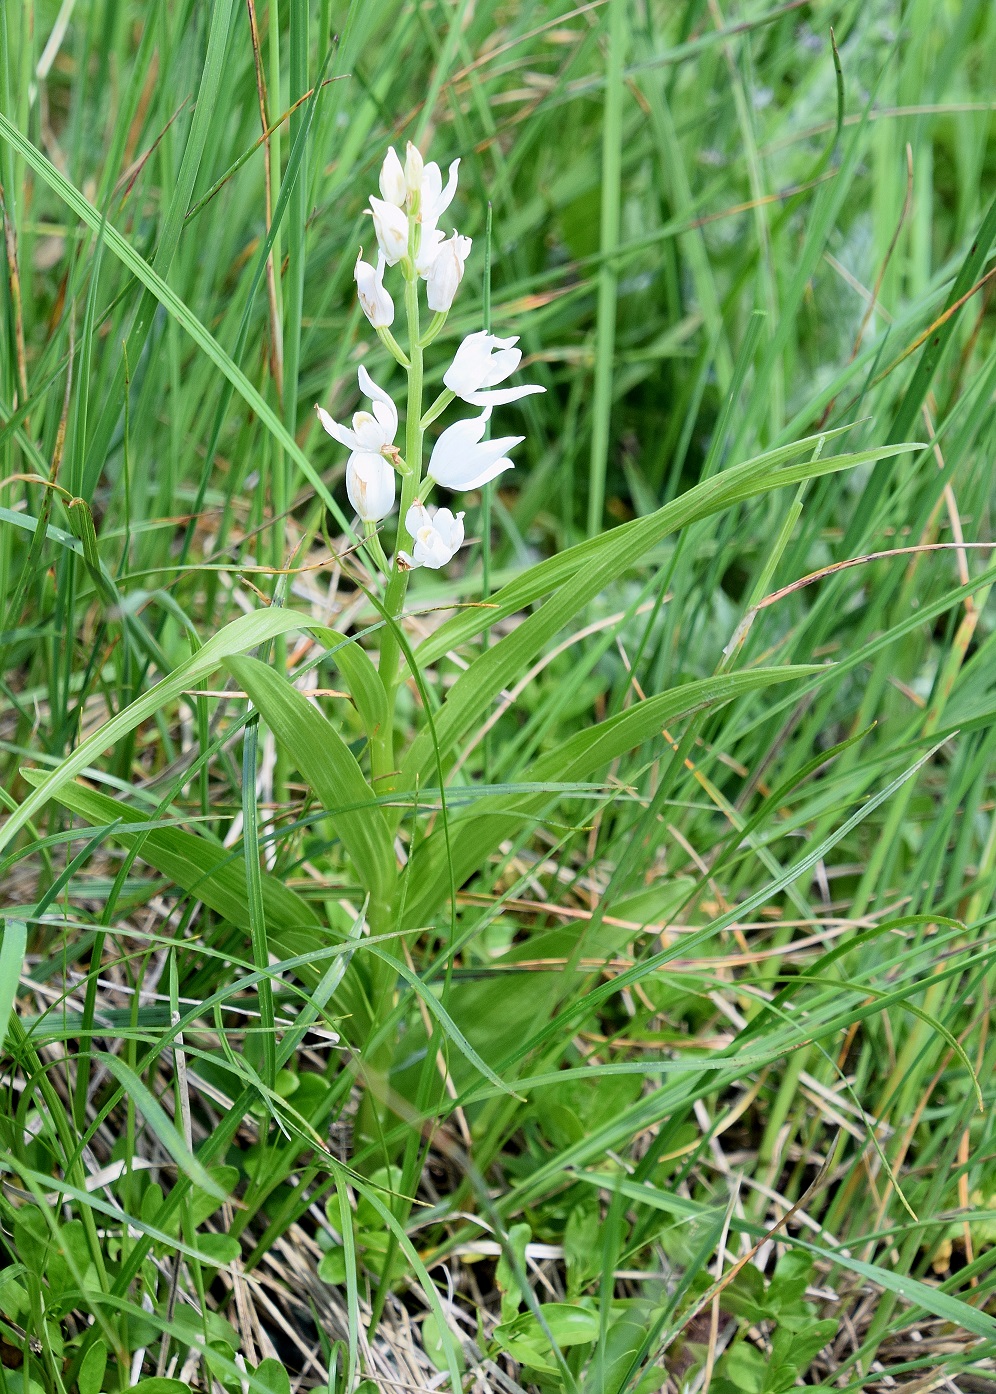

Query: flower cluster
[316,142,543,572]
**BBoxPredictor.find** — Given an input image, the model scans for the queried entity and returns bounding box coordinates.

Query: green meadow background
[2,0,996,1389]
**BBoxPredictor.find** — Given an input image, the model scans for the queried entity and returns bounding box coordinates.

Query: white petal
[357,365,399,441]
[350,410,389,453]
[430,159,460,220]
[420,161,442,213]
[404,142,424,201]
[442,331,494,395]
[450,454,516,491]
[428,412,522,491]
[464,383,547,407]
[315,405,359,451]
[415,226,445,278]
[481,345,522,387]
[379,147,405,206]
[354,248,394,328]
[425,231,471,312]
[368,197,409,265]
[346,451,396,522]
[434,507,465,550]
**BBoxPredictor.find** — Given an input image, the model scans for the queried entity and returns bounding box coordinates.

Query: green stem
[373,267,423,790]
[421,385,454,430]
[361,249,425,1157]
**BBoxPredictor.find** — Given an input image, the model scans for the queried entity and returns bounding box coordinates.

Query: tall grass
[2,1,996,1390]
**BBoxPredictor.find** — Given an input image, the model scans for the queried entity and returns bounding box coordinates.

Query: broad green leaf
[494,1303,601,1372]
[77,1340,108,1394]
[3,608,311,857]
[314,627,390,741]
[23,776,321,939]
[251,1362,290,1394]
[226,655,394,902]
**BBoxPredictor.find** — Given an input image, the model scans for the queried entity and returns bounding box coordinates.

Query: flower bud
[346,451,396,522]
[404,141,424,207]
[378,147,405,207]
[402,501,465,570]
[354,249,394,328]
[425,231,472,312]
[368,196,409,266]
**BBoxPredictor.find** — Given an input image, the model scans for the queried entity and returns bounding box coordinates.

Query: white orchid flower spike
[444,331,546,406]
[427,407,523,491]
[399,501,465,570]
[316,367,400,522]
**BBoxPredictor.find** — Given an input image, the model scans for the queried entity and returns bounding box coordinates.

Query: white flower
[346,453,396,522]
[378,147,405,207]
[426,231,472,312]
[368,196,409,265]
[420,158,460,230]
[400,501,465,570]
[443,331,546,406]
[427,407,522,491]
[316,367,399,523]
[354,249,394,328]
[404,142,424,204]
[316,365,398,455]
[415,226,445,278]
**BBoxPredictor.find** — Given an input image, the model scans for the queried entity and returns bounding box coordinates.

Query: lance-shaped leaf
[403,665,818,927]
[226,656,395,903]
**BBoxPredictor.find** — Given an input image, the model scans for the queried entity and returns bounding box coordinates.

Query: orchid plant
[303,143,543,1135]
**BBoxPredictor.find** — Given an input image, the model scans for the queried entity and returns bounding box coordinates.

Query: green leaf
[421,1312,465,1376]
[493,1303,601,1372]
[0,919,26,1057]
[226,655,395,902]
[404,665,817,926]
[3,608,311,858]
[130,1382,194,1394]
[194,1233,241,1265]
[251,1360,290,1394]
[496,1222,531,1322]
[27,777,321,946]
[77,1340,108,1394]
[722,1343,766,1394]
[317,1246,347,1285]
[95,1054,227,1200]
[314,628,390,742]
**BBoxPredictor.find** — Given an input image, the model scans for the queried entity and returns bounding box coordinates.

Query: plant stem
[362,251,424,1155]
[372,266,423,792]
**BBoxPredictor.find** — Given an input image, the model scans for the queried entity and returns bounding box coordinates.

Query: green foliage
[2,0,996,1390]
